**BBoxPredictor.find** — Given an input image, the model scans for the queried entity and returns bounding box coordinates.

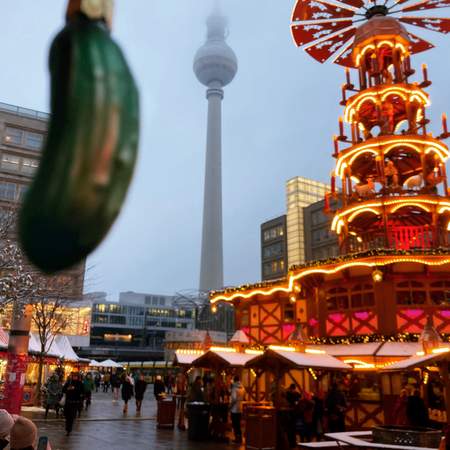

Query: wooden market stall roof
[191,349,257,369]
[173,350,204,367]
[381,350,450,372]
[246,348,351,371]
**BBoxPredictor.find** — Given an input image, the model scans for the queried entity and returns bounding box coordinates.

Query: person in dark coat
[135,374,147,414]
[326,384,347,433]
[62,372,84,435]
[407,389,429,428]
[154,375,166,400]
[121,375,134,414]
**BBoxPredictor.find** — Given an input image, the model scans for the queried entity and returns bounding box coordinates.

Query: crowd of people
[42,370,150,437]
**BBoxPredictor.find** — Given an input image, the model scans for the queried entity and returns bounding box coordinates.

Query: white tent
[89,360,100,367]
[98,359,123,368]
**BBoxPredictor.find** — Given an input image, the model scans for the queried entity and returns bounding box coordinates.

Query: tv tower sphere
[193,13,238,88]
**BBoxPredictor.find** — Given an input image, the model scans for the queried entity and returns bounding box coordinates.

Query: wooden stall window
[396,280,426,305]
[350,284,375,309]
[241,308,249,327]
[326,287,349,311]
[284,303,295,322]
[430,281,450,306]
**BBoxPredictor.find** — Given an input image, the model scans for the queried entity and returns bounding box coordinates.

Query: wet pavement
[21,390,244,450]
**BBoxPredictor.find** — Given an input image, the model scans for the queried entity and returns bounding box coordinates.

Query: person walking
[135,374,147,414]
[111,371,121,402]
[44,374,63,418]
[154,375,166,400]
[230,375,245,444]
[121,374,134,414]
[83,373,95,410]
[94,373,101,393]
[62,372,84,436]
[103,372,110,393]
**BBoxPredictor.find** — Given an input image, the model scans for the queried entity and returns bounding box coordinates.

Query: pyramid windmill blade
[407,31,435,53]
[335,0,365,8]
[304,26,357,63]
[402,0,450,13]
[400,17,450,34]
[291,19,354,46]
[292,0,355,22]
[333,38,356,67]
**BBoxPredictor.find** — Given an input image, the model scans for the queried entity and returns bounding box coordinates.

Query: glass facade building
[286,176,329,266]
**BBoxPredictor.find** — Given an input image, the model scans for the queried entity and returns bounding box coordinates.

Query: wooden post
[439,359,450,427]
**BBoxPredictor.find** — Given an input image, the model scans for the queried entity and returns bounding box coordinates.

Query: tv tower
[194,5,238,293]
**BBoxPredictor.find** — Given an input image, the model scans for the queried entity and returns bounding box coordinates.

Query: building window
[327,287,349,311]
[92,314,108,323]
[396,280,426,305]
[1,154,20,172]
[263,225,284,242]
[263,242,283,258]
[351,284,375,308]
[4,127,23,145]
[430,281,450,305]
[22,158,39,175]
[17,185,28,201]
[284,303,295,322]
[109,315,126,324]
[0,182,16,201]
[24,131,44,150]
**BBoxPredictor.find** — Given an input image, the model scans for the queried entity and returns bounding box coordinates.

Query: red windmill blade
[402,0,450,13]
[291,0,450,66]
[400,16,450,33]
[291,19,354,47]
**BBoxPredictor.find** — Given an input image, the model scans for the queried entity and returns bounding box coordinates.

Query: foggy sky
[2,1,450,299]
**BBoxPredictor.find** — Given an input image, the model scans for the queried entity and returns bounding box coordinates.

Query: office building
[286,176,329,266]
[80,292,196,361]
[261,215,288,281]
[0,102,84,296]
[303,198,340,261]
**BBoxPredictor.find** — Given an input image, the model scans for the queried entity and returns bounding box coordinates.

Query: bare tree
[31,276,75,404]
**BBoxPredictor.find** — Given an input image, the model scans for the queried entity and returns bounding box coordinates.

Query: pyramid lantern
[291,0,450,255]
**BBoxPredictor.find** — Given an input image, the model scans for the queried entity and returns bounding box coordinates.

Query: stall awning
[381,350,450,372]
[192,350,256,369]
[97,359,123,368]
[246,348,351,371]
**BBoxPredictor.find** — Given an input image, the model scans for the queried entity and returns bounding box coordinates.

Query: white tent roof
[97,359,123,368]
[54,335,80,362]
[89,360,100,367]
